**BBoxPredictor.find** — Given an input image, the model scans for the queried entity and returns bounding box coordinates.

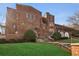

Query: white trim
[71,43,79,45]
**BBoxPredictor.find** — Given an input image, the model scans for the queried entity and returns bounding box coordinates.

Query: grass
[56,39,71,43]
[55,38,79,43]
[0,43,71,56]
[71,38,79,43]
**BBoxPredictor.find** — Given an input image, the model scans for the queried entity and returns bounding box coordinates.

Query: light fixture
[15,31,18,34]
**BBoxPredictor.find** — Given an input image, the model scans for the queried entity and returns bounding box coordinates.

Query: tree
[67,11,79,30]
[23,29,36,42]
[51,32,61,40]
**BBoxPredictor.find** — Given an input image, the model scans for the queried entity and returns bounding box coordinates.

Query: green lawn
[0,43,71,56]
[56,39,71,43]
[71,38,79,43]
[55,38,79,43]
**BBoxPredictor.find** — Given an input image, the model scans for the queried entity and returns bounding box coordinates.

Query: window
[7,13,16,19]
[30,14,33,19]
[26,13,29,18]
[13,24,16,29]
[26,13,34,20]
[13,24,17,32]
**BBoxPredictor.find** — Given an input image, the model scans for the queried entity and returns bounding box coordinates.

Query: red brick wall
[6,8,17,40]
[16,4,41,15]
[6,4,55,40]
[38,12,55,39]
[71,44,79,56]
[45,12,55,33]
[6,4,42,40]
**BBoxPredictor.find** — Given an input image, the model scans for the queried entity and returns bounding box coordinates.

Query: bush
[0,39,7,43]
[51,32,61,40]
[61,37,69,39]
[7,39,16,43]
[16,39,24,43]
[23,29,36,42]
[15,39,25,43]
[6,39,24,43]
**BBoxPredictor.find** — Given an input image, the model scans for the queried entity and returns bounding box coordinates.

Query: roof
[55,24,79,32]
[16,4,42,14]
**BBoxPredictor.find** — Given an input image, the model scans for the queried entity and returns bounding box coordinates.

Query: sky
[0,3,79,25]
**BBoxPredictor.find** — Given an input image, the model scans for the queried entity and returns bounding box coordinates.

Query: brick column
[71,43,79,56]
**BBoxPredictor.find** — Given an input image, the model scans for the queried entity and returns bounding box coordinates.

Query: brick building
[71,43,79,56]
[6,4,79,41]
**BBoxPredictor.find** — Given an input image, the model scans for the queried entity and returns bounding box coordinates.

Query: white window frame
[26,13,34,20]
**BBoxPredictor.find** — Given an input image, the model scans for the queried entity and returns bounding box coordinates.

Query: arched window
[13,24,16,29]
[13,24,17,34]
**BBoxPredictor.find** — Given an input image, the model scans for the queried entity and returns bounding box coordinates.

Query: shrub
[0,39,7,43]
[15,39,24,43]
[7,39,16,43]
[23,29,36,42]
[61,37,69,39]
[6,39,24,43]
[51,32,61,40]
